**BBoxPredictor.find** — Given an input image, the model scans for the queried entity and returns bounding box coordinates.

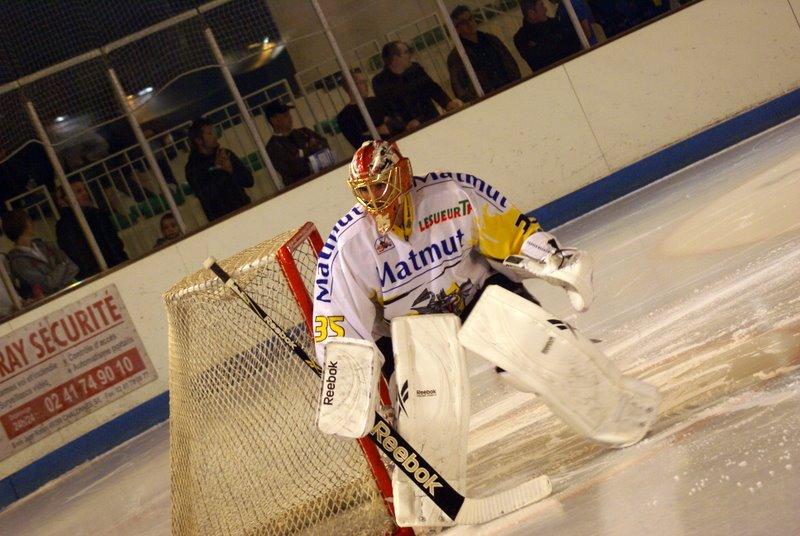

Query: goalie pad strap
[459,286,659,447]
[316,338,382,439]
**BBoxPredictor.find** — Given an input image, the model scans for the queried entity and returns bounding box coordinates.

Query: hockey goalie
[313,141,660,527]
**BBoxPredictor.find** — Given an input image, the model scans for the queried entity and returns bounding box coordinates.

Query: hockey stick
[204,257,551,524]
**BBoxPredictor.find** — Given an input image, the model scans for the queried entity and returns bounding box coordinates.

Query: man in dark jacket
[185,118,254,222]
[55,177,128,280]
[336,69,405,149]
[3,209,78,300]
[447,5,521,102]
[514,0,581,72]
[265,101,334,186]
[372,41,462,131]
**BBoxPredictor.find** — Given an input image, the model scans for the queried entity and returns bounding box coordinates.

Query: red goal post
[276,222,410,533]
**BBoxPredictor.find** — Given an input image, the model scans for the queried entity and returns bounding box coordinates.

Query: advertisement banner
[0,284,156,460]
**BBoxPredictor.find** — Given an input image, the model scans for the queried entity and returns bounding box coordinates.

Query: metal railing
[4,186,59,244]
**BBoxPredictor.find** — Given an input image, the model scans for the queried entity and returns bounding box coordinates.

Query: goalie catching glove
[504,231,594,312]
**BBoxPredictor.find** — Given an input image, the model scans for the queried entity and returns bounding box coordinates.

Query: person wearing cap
[264,101,334,186]
[184,118,254,223]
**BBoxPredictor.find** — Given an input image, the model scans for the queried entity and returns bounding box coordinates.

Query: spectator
[154,212,182,248]
[336,69,405,149]
[447,5,521,102]
[55,177,128,280]
[514,0,582,73]
[265,101,335,186]
[372,41,463,131]
[185,118,254,222]
[142,126,179,192]
[3,210,79,300]
[588,0,668,39]
[555,0,599,46]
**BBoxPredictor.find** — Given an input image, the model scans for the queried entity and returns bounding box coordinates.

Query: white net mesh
[201,0,281,68]
[23,57,121,130]
[0,87,35,159]
[105,16,216,101]
[164,224,395,536]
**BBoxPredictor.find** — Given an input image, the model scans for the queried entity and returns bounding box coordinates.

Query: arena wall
[2,0,800,507]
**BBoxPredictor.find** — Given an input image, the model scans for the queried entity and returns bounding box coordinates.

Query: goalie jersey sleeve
[312,218,381,366]
[449,172,542,260]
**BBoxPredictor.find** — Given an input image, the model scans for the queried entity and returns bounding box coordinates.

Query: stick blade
[454,475,552,525]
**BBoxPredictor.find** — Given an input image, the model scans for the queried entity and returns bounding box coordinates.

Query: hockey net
[165,223,397,535]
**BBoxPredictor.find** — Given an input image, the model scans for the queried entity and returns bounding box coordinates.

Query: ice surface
[448,116,800,535]
[0,422,169,536]
[1,116,799,535]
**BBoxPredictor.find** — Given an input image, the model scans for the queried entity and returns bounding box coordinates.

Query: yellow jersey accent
[475,204,540,260]
[390,193,415,241]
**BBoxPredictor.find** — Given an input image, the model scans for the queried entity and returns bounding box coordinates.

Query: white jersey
[312,171,542,364]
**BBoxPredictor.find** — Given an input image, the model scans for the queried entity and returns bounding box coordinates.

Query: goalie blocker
[316,339,383,439]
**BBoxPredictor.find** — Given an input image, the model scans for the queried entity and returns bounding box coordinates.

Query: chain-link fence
[0,86,35,163]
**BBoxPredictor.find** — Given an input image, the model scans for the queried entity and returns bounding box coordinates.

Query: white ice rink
[1,115,799,535]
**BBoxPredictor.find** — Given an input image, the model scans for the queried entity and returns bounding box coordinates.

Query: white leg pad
[459,286,660,447]
[390,314,469,527]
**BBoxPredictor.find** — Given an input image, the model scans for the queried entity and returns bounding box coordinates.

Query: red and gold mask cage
[347,141,413,234]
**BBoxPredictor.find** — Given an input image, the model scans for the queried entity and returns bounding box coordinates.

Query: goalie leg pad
[459,286,660,447]
[316,338,382,439]
[390,314,470,527]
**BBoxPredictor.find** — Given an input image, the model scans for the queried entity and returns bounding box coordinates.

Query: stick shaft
[208,261,322,375]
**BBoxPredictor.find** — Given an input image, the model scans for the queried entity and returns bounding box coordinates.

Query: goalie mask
[348,140,413,235]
